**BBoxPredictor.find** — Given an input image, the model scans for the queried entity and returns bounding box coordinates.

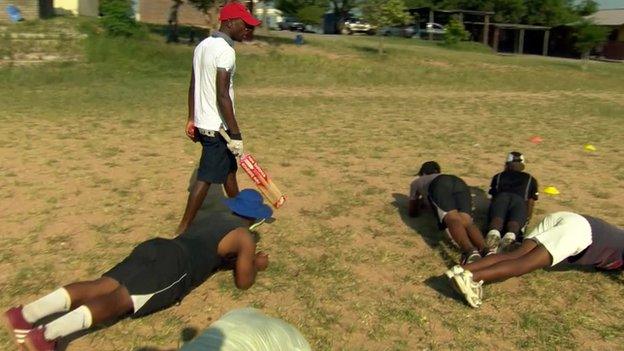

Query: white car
[341,18,376,35]
[420,22,446,39]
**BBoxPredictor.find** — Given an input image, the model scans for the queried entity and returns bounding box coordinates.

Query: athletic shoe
[23,327,56,351]
[500,232,517,252]
[484,247,497,257]
[3,306,33,348]
[450,270,483,308]
[485,231,501,252]
[461,251,482,265]
[444,265,464,279]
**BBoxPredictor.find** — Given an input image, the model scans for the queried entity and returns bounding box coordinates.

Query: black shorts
[489,192,527,226]
[197,132,238,184]
[102,238,193,318]
[428,175,472,229]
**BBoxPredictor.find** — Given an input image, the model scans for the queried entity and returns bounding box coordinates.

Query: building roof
[586,9,624,26]
[409,7,494,16]
[464,21,551,30]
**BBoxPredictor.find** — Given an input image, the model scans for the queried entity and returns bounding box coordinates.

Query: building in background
[587,8,624,60]
[54,0,98,16]
[0,0,54,21]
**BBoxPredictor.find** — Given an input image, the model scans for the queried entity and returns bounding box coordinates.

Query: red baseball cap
[219,2,261,27]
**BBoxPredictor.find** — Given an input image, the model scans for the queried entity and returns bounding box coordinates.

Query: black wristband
[229,132,242,140]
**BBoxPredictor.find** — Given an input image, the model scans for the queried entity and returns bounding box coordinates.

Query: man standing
[177,2,261,235]
[4,189,272,351]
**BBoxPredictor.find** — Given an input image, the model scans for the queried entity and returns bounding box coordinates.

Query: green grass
[0,17,623,351]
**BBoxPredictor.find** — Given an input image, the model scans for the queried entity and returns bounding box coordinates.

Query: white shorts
[525,212,592,266]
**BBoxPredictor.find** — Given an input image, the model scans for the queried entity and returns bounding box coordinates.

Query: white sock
[43,305,93,341]
[487,229,501,238]
[22,288,71,323]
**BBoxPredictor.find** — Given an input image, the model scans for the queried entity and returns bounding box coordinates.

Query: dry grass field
[1,18,624,351]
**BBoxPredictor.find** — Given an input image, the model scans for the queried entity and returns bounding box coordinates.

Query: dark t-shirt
[175,212,246,285]
[568,216,624,269]
[489,170,539,201]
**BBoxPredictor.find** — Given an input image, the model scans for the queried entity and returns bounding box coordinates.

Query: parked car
[379,25,419,38]
[278,17,305,32]
[420,22,446,39]
[341,17,376,35]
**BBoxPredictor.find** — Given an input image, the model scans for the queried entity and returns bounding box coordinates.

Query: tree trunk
[581,49,590,70]
[167,0,183,43]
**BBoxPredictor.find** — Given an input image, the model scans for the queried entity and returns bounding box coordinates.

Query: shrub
[443,18,469,46]
[100,0,139,37]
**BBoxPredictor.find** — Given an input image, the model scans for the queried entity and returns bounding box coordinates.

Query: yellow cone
[544,186,560,195]
[583,144,597,152]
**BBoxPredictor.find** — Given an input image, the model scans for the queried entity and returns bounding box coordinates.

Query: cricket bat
[219,129,286,208]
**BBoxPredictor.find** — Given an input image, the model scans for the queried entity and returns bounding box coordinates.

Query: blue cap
[223,189,273,220]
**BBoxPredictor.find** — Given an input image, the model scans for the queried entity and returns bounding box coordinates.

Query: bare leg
[488,217,504,232]
[460,213,486,251]
[505,220,521,235]
[83,286,133,324]
[463,240,538,271]
[64,277,120,308]
[444,211,475,253]
[471,244,552,282]
[223,171,239,198]
[175,180,210,235]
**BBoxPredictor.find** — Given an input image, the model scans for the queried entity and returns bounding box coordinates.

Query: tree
[330,0,360,30]
[186,0,225,29]
[275,0,328,15]
[167,0,184,43]
[403,0,433,8]
[574,18,609,63]
[443,17,469,45]
[362,0,412,53]
[575,0,598,16]
[297,5,326,25]
[523,0,578,26]
[100,0,138,37]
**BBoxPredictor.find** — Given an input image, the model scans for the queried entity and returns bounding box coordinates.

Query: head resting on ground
[223,189,273,228]
[418,161,441,176]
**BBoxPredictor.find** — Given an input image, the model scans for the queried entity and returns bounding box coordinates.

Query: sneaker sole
[486,235,501,251]
[451,275,481,308]
[1,313,27,351]
[500,239,515,252]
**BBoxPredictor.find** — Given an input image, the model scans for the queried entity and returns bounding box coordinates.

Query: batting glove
[227,139,244,157]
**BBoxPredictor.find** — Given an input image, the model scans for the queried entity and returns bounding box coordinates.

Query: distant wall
[55,0,79,15]
[0,0,40,21]
[138,0,208,27]
[54,0,98,16]
[78,0,98,16]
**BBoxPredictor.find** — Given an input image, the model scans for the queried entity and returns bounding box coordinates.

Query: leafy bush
[443,18,469,46]
[297,5,325,26]
[574,19,609,59]
[100,0,139,37]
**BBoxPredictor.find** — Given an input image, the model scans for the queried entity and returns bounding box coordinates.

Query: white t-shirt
[192,34,236,131]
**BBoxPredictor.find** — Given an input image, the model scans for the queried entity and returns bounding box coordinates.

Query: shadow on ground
[547,262,624,285]
[55,170,229,350]
[391,186,490,268]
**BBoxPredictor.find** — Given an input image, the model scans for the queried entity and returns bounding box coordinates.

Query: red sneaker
[23,327,56,351]
[3,306,33,348]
